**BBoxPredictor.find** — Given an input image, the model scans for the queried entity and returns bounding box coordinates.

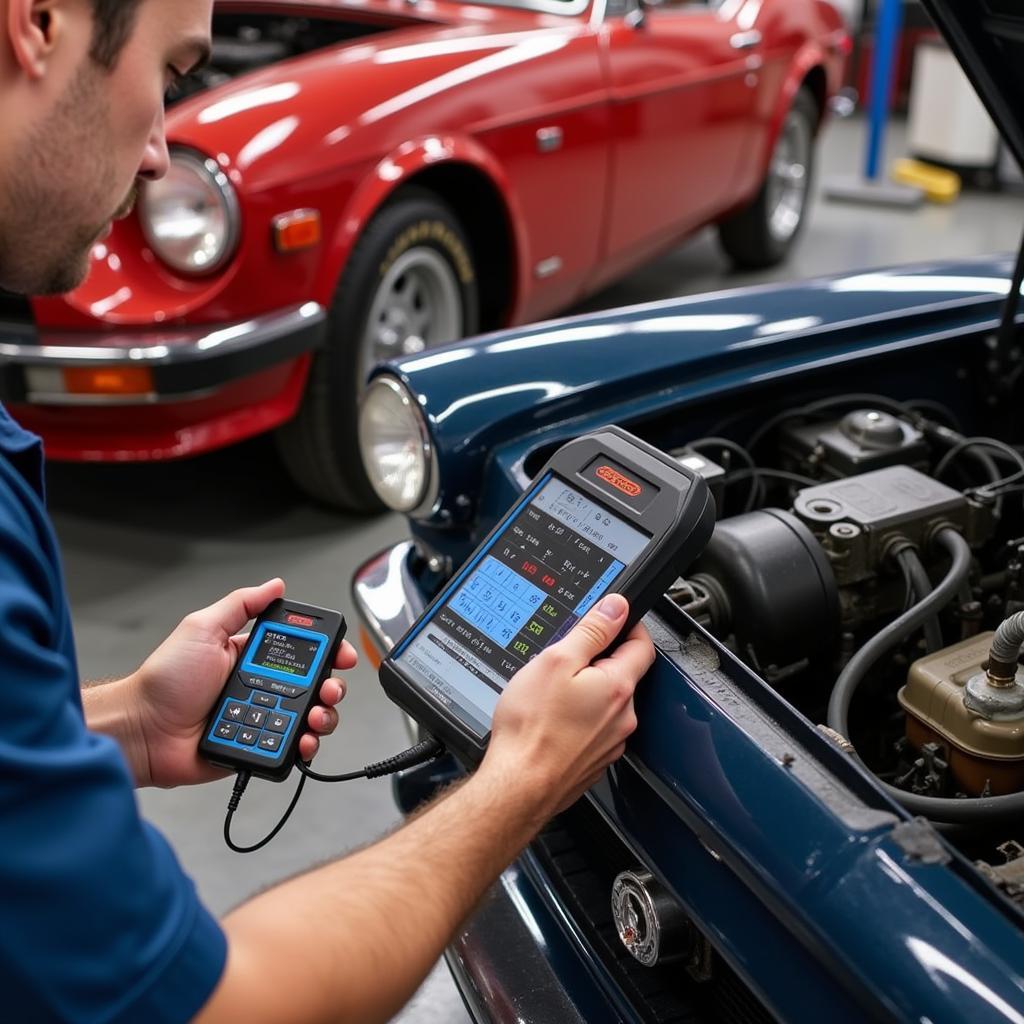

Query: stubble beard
[0,61,122,296]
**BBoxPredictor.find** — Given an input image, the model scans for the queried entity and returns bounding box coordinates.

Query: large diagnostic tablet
[379,426,716,764]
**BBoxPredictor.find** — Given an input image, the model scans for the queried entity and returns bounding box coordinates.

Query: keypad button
[244,708,267,728]
[237,728,259,746]
[240,672,269,692]
[222,701,247,724]
[251,692,277,708]
[265,713,290,734]
[214,722,238,741]
[257,732,281,752]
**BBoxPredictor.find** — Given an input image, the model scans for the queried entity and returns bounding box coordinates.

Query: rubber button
[237,728,259,747]
[251,692,277,708]
[258,733,281,752]
[222,701,246,724]
[244,708,267,728]
[214,722,239,740]
[265,713,290,734]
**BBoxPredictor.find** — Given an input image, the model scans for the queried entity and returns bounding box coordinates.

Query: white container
[907,39,999,169]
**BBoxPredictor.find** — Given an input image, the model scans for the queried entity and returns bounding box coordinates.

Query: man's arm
[196,594,653,1024]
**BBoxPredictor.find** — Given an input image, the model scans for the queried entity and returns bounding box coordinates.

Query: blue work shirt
[0,407,226,1022]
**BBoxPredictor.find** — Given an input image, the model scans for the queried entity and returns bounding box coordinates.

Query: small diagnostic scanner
[380,426,716,764]
[200,599,346,781]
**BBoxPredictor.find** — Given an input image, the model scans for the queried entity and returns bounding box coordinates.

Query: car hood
[921,0,1024,172]
[379,255,1014,523]
[166,10,578,189]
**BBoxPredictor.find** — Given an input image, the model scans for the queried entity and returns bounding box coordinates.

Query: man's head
[0,0,212,295]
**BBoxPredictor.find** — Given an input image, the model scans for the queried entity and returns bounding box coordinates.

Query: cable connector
[364,737,445,779]
[295,736,445,783]
[227,770,251,813]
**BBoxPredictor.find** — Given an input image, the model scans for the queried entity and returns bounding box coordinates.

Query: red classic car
[0,0,847,510]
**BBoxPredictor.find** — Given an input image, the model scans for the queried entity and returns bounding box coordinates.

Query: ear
[7,0,64,80]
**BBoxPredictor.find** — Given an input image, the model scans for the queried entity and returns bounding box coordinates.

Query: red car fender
[757,42,833,177]
[315,133,531,321]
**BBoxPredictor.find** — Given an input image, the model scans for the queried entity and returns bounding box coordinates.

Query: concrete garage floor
[46,117,1021,1023]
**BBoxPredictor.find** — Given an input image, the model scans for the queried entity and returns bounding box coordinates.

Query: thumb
[193,578,286,637]
[553,593,629,669]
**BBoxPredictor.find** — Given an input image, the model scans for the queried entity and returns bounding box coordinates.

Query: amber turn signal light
[62,366,154,396]
[359,624,384,671]
[273,209,322,253]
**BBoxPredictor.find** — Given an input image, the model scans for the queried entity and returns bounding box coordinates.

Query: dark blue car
[353,2,1024,1020]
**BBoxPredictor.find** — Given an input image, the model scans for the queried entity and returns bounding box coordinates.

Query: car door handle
[729,29,762,50]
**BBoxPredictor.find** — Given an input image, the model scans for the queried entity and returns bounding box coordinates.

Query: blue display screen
[395,475,649,735]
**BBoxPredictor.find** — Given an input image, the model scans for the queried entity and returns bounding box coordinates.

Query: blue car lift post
[825,0,923,207]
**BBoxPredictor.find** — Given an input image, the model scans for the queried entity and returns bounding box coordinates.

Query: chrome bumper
[351,541,428,655]
[0,302,326,405]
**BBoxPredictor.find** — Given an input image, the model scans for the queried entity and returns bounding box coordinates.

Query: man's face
[0,0,212,295]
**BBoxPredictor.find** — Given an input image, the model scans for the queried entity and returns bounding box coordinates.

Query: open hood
[920,0,1024,173]
[919,1,1024,377]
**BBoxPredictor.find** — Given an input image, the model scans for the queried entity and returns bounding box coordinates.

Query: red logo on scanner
[286,613,316,627]
[596,465,642,497]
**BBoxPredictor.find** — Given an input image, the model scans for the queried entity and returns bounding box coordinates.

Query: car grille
[0,290,33,324]
[532,798,778,1024]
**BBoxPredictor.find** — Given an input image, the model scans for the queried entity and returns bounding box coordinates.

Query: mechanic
[0,2,654,1021]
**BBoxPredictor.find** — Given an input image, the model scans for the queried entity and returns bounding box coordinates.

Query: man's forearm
[81,676,149,786]
[197,759,553,1024]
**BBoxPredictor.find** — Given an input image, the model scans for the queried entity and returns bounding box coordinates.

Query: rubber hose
[827,529,971,736]
[988,610,1024,680]
[828,530,1024,823]
[895,547,943,653]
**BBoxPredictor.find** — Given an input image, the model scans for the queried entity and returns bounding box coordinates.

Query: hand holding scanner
[199,599,346,781]
[379,426,716,764]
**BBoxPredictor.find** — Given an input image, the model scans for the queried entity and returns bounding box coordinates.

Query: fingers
[300,676,349,762]
[548,593,629,671]
[308,704,339,735]
[334,640,358,671]
[591,623,656,681]
[298,733,320,762]
[191,579,286,638]
[318,676,347,707]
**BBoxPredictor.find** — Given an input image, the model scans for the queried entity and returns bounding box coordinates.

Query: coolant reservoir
[899,632,1024,796]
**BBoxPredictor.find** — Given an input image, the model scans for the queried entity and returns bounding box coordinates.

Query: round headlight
[359,376,433,513]
[140,151,240,275]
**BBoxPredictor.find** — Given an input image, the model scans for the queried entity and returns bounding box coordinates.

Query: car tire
[717,88,819,270]
[276,189,479,512]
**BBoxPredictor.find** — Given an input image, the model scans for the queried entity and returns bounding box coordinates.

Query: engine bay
[166,12,401,105]
[662,394,1024,900]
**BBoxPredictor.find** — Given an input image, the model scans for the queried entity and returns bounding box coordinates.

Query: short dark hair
[88,0,145,69]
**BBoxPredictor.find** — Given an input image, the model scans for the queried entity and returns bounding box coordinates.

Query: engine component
[976,842,1024,906]
[899,632,1024,797]
[671,449,726,510]
[792,465,977,587]
[611,870,697,969]
[781,408,929,479]
[688,509,839,672]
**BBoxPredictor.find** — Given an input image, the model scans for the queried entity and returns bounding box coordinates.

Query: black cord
[224,770,309,854]
[295,736,445,782]
[687,437,760,510]
[934,436,1024,481]
[222,738,446,852]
